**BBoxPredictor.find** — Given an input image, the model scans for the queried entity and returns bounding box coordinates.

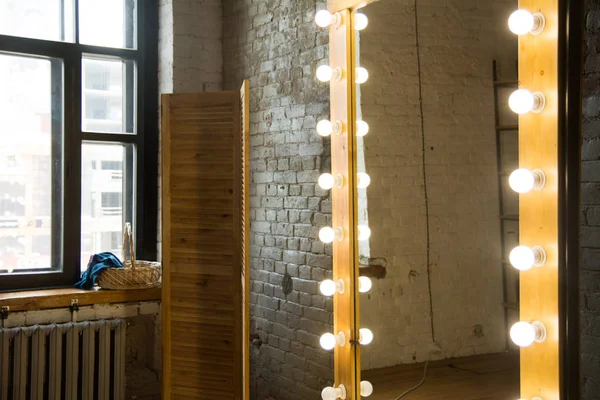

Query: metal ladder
[492,60,520,350]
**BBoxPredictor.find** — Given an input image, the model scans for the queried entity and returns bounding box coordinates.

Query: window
[0,0,158,291]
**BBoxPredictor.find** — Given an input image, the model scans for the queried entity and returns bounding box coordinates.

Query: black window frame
[0,0,158,291]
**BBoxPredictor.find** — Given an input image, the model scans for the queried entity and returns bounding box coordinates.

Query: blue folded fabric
[74,252,124,289]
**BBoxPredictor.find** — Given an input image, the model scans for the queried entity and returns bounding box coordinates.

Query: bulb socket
[332,12,343,28]
[333,120,343,135]
[531,92,546,113]
[532,169,546,189]
[335,332,346,347]
[332,67,343,82]
[532,321,547,343]
[335,227,344,241]
[335,279,345,294]
[532,245,547,267]
[334,174,344,188]
[531,12,546,35]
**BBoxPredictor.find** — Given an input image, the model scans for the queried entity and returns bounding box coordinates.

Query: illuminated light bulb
[360,381,374,397]
[510,321,547,347]
[358,225,371,241]
[318,173,335,190]
[357,173,371,189]
[359,328,373,345]
[318,173,344,190]
[358,276,372,293]
[319,226,344,243]
[317,120,333,136]
[508,89,546,114]
[317,119,343,137]
[355,67,369,84]
[316,65,343,82]
[315,10,332,27]
[356,120,369,136]
[315,10,342,28]
[355,13,368,30]
[321,385,347,400]
[509,245,547,271]
[320,332,346,350]
[508,9,545,35]
[509,168,546,193]
[320,279,345,296]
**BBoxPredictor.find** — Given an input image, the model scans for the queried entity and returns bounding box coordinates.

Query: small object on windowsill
[74,252,124,290]
[96,222,161,290]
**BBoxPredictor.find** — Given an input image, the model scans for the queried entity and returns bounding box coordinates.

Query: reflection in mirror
[354,1,523,398]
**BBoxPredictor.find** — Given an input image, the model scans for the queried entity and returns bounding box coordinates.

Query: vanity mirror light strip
[511,0,560,399]
[323,0,560,398]
[315,8,358,400]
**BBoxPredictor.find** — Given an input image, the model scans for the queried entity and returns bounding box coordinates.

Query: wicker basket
[97,222,161,290]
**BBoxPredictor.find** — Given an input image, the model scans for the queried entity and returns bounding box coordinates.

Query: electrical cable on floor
[447,364,514,375]
[392,360,429,400]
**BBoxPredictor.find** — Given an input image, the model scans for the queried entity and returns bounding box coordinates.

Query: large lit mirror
[353,1,526,398]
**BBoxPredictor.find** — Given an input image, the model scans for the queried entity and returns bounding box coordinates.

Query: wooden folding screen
[161,84,249,399]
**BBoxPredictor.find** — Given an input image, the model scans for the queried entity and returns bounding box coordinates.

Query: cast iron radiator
[0,319,126,400]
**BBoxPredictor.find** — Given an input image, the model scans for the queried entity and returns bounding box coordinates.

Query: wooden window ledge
[0,286,161,312]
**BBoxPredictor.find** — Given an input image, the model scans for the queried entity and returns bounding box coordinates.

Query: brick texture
[223,0,334,398]
[583,1,600,398]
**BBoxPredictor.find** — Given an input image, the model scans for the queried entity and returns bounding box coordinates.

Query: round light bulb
[358,276,372,293]
[315,10,332,27]
[359,328,373,345]
[508,9,535,35]
[509,168,535,193]
[320,280,337,296]
[320,333,337,350]
[321,387,338,400]
[319,227,335,243]
[318,173,335,190]
[316,65,333,82]
[360,381,374,397]
[357,173,371,189]
[509,168,546,193]
[357,120,369,136]
[319,279,344,296]
[358,225,371,241]
[321,385,346,400]
[317,120,333,136]
[509,246,536,271]
[509,89,535,114]
[510,321,546,347]
[355,67,369,84]
[509,245,546,270]
[509,89,545,114]
[355,13,368,30]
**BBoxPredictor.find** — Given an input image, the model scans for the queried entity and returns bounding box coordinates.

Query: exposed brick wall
[356,0,517,370]
[223,0,334,398]
[582,1,600,398]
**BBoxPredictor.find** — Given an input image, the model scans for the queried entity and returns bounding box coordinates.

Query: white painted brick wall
[357,0,518,370]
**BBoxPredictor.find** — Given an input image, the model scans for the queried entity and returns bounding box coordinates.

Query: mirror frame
[324,0,583,398]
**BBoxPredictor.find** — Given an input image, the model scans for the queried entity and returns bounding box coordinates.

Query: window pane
[0,53,64,274]
[0,0,75,42]
[79,0,136,49]
[82,56,135,134]
[81,143,134,270]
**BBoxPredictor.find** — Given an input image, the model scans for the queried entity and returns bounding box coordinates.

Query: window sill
[0,286,161,312]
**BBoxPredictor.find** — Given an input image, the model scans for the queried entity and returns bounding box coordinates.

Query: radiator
[0,319,126,400]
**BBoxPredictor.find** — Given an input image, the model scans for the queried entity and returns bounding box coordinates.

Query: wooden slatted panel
[330,9,359,399]
[518,0,559,399]
[162,92,243,399]
[240,80,250,400]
